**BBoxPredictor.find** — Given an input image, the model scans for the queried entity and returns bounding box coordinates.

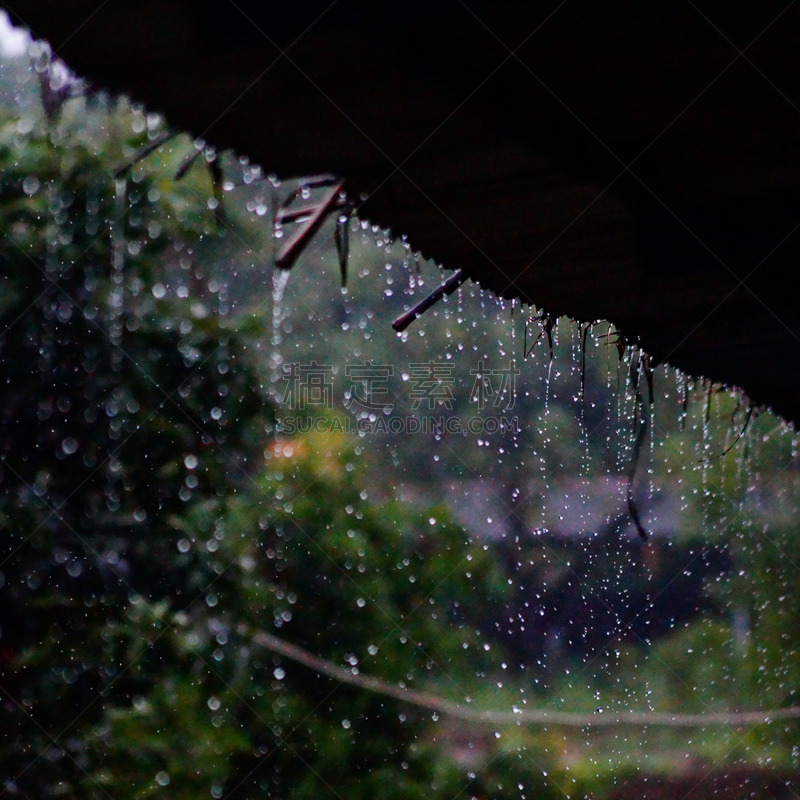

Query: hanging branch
[641,352,654,405]
[580,322,589,400]
[523,314,555,360]
[523,316,542,358]
[600,327,628,361]
[626,413,650,541]
[680,374,690,432]
[699,403,755,463]
[251,630,800,728]
[626,350,651,540]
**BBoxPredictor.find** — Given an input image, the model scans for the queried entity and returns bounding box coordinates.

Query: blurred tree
[0,98,560,800]
[2,56,800,800]
[0,102,270,793]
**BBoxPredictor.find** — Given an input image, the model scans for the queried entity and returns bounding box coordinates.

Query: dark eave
[6,0,800,422]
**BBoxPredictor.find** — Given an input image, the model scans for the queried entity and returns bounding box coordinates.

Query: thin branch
[113,132,177,178]
[699,403,754,463]
[626,352,651,540]
[252,630,800,728]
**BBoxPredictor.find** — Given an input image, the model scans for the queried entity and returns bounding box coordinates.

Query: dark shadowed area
[6,0,800,421]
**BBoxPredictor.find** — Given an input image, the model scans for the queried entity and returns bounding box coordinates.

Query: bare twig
[699,403,754,463]
[114,132,177,178]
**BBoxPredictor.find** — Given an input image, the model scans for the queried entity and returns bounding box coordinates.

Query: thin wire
[252,629,800,728]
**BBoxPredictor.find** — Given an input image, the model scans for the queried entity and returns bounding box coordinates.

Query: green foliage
[107,428,518,799]
[0,102,271,795]
[6,423,531,798]
[0,98,537,800]
[3,52,800,800]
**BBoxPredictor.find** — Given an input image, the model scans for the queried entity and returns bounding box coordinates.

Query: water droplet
[22,176,40,196]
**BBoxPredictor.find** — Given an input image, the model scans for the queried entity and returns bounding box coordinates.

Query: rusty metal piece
[274,177,345,269]
[391,269,467,332]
